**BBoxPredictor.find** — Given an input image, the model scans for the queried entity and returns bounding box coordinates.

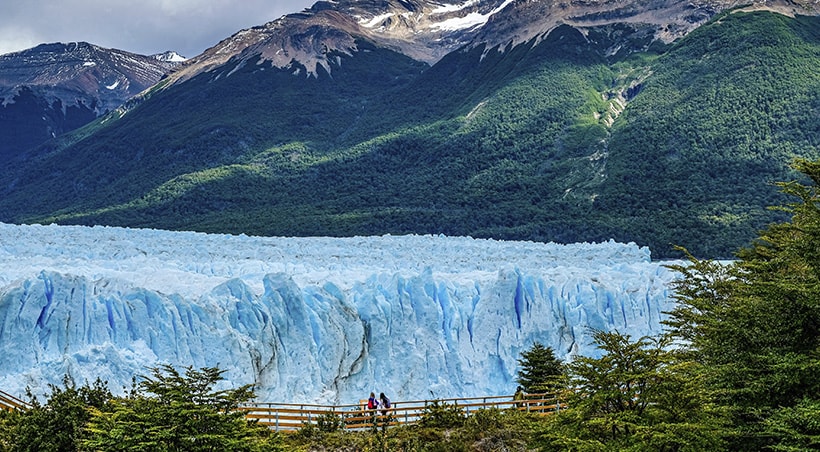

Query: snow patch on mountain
[361,13,395,28]
[153,50,187,62]
[432,0,479,14]
[431,0,514,31]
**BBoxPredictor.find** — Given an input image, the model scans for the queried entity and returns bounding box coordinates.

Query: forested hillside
[599,12,820,256]
[1,10,818,258]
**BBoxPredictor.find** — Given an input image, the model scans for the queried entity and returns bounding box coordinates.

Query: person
[367,392,379,410]
[366,392,379,427]
[379,392,391,417]
[513,385,525,408]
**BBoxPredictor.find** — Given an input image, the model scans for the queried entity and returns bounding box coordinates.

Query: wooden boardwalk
[0,390,28,412]
[0,387,562,432]
[238,393,564,431]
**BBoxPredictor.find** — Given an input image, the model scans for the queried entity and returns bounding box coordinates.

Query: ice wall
[0,223,679,404]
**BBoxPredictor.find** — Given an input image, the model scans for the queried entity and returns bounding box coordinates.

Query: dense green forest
[4,156,819,450]
[0,11,818,258]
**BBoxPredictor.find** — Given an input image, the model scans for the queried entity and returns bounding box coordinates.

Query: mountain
[0,222,675,403]
[162,0,808,82]
[0,42,183,160]
[0,1,819,259]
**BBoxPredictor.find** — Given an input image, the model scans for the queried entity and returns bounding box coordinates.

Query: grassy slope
[1,12,818,258]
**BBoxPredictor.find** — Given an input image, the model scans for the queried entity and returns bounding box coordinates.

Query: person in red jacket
[367,392,378,410]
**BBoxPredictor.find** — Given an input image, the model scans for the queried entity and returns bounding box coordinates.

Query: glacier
[0,222,680,404]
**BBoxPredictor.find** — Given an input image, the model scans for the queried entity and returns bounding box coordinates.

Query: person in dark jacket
[513,385,525,408]
[379,392,391,417]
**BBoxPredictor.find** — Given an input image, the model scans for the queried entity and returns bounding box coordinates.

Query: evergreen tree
[539,331,725,451]
[82,364,281,452]
[3,376,112,452]
[666,158,820,450]
[0,409,14,452]
[516,342,564,393]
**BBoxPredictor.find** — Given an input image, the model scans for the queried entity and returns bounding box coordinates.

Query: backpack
[367,398,376,409]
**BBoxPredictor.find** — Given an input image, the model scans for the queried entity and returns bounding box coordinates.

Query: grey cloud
[0,0,315,57]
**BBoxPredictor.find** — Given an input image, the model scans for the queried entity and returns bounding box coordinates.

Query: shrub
[4,377,112,452]
[82,365,281,452]
[316,411,344,433]
[419,400,466,429]
[464,407,505,433]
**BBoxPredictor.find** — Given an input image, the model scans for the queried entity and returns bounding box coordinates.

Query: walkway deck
[0,387,562,432]
[239,393,563,431]
[0,390,28,412]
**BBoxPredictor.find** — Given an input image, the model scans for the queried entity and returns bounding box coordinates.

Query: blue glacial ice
[0,222,681,404]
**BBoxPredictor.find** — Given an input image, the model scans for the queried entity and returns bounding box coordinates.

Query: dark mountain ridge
[0,42,181,159]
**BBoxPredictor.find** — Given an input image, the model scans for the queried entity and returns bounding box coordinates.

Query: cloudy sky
[0,0,316,58]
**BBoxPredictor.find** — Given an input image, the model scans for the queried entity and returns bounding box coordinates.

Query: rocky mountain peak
[164,0,819,86]
[0,42,183,159]
[164,0,514,83]
[152,50,187,63]
[0,41,182,114]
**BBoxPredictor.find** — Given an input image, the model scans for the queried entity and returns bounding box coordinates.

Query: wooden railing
[238,393,564,431]
[0,390,28,412]
[0,387,563,432]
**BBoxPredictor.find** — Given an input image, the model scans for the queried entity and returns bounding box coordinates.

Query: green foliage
[463,407,505,433]
[1,13,817,258]
[0,409,15,452]
[81,364,281,452]
[10,155,820,452]
[293,420,320,442]
[0,366,280,452]
[516,342,564,393]
[281,407,545,452]
[0,376,112,452]
[538,330,725,451]
[764,397,820,451]
[316,411,344,433]
[665,158,820,449]
[598,11,820,257]
[419,400,466,429]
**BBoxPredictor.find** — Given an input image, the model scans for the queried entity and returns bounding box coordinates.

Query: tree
[516,342,564,393]
[665,158,820,450]
[2,376,112,452]
[539,330,725,451]
[81,364,281,452]
[0,408,20,452]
